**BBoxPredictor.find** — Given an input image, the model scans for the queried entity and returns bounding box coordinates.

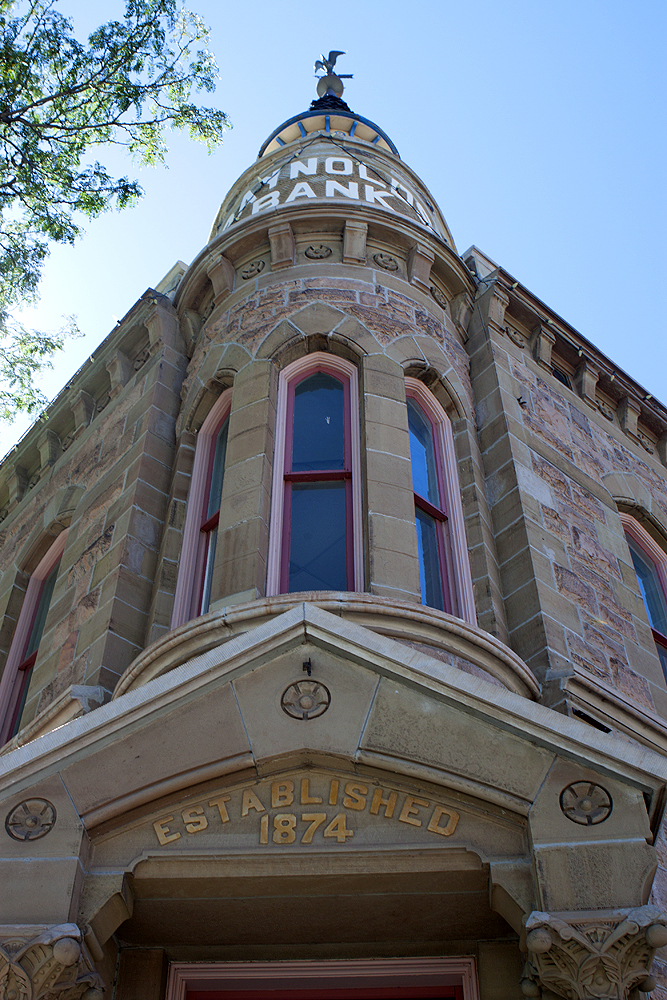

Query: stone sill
[113,592,540,701]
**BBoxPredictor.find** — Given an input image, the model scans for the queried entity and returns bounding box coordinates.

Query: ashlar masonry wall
[0,297,188,740]
[468,273,667,743]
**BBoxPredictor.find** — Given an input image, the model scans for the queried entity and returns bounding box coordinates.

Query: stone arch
[602,471,667,543]
[386,335,470,422]
[179,342,252,436]
[18,484,85,574]
[257,307,380,368]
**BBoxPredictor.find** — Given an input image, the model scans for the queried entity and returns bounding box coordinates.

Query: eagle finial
[313,49,353,98]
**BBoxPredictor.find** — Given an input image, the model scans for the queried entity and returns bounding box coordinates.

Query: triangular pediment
[1,604,665,837]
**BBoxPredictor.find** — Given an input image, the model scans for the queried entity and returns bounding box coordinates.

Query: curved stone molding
[114,593,540,699]
[0,923,104,1000]
[521,906,667,999]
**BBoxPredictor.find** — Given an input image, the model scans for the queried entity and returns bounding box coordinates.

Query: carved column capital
[0,922,104,1000]
[521,906,667,999]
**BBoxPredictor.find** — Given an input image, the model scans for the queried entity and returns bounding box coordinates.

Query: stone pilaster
[36,429,61,470]
[6,463,29,506]
[617,395,642,443]
[71,391,95,435]
[268,221,295,270]
[532,323,557,373]
[105,350,133,400]
[342,220,367,264]
[407,243,434,294]
[206,253,235,304]
[520,906,667,998]
[0,922,104,999]
[573,355,600,408]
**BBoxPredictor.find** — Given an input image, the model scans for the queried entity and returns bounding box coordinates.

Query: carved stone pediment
[0,923,104,1000]
[521,906,667,998]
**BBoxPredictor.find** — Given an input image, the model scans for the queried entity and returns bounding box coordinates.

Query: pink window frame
[172,388,233,627]
[0,529,67,745]
[620,511,667,667]
[267,354,363,596]
[405,378,476,625]
[166,958,479,1000]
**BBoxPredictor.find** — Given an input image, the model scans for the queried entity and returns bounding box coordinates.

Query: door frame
[166,958,479,1000]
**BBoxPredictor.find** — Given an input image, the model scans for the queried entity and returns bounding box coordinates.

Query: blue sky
[3,0,666,453]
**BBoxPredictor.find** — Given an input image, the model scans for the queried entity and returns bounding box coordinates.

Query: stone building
[1,63,667,1000]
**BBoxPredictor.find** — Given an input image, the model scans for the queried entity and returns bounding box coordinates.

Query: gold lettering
[370,787,398,818]
[209,795,231,823]
[259,814,269,845]
[301,778,323,804]
[241,788,266,816]
[329,779,339,805]
[182,805,208,834]
[273,813,297,844]
[427,805,460,837]
[271,780,294,808]
[343,782,368,811]
[398,795,430,827]
[301,813,327,843]
[153,815,181,845]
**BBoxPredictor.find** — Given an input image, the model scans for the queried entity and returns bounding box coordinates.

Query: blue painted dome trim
[258,108,400,159]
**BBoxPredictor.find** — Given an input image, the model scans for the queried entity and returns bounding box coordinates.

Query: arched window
[172,389,231,626]
[620,512,667,679]
[267,354,362,595]
[0,530,67,744]
[405,378,476,624]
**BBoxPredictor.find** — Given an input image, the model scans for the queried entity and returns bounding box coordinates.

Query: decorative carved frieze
[0,923,104,999]
[521,905,667,999]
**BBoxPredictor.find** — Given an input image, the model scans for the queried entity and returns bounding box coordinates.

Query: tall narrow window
[405,378,476,624]
[172,389,231,627]
[0,531,67,745]
[267,354,362,596]
[621,514,667,679]
[198,414,229,614]
[407,394,450,612]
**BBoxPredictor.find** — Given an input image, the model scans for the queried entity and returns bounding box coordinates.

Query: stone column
[520,906,667,998]
[0,922,104,1000]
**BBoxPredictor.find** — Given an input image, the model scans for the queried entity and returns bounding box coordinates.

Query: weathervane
[314,50,353,99]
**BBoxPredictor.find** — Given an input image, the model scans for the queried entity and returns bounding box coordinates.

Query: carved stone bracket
[0,923,104,1000]
[521,906,667,998]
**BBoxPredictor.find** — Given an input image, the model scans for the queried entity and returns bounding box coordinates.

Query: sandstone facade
[0,87,666,1000]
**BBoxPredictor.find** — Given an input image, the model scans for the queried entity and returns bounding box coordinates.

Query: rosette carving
[520,906,667,998]
[0,924,104,1000]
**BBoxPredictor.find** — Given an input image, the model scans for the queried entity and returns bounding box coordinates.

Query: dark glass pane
[207,417,229,519]
[415,506,444,611]
[292,373,345,471]
[657,640,667,683]
[200,528,218,614]
[408,398,440,506]
[289,482,347,591]
[25,558,61,658]
[628,541,667,635]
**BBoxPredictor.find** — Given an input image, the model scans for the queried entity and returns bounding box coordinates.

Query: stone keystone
[520,906,667,999]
